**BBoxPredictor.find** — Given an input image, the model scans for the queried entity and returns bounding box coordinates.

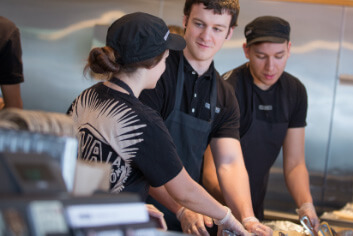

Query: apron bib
[147,54,217,231]
[241,83,289,220]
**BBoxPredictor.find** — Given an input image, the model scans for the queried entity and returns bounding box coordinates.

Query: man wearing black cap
[140,1,273,236]
[203,16,320,232]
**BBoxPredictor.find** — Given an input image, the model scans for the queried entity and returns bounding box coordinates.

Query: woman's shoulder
[134,102,165,125]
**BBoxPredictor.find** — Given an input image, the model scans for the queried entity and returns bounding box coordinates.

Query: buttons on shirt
[194,93,197,98]
[192,71,196,75]
[192,108,195,113]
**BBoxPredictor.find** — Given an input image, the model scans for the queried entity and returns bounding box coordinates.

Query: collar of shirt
[183,56,214,80]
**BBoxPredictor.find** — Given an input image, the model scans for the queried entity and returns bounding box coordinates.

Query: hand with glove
[297,202,320,232]
[176,207,213,236]
[214,207,252,236]
[242,216,273,236]
[146,204,167,231]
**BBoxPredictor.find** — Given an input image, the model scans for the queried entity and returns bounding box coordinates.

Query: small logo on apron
[205,103,220,113]
[258,105,273,111]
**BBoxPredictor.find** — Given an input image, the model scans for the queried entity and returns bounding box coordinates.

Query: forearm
[203,179,225,204]
[209,138,255,221]
[203,145,226,204]
[149,186,182,214]
[218,161,254,220]
[285,163,313,207]
[283,128,313,207]
[285,161,319,232]
[177,186,226,220]
[1,84,23,109]
[165,168,228,221]
[207,138,272,235]
[216,151,273,235]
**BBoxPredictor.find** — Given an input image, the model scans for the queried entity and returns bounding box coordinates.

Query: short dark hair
[183,0,240,27]
[84,46,165,80]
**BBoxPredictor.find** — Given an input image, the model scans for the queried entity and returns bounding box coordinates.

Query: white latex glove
[176,207,213,236]
[242,216,273,236]
[214,207,252,236]
[297,202,320,232]
[146,204,167,231]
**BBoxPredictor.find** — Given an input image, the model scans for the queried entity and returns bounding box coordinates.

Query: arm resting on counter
[149,173,224,221]
[283,128,312,206]
[206,137,273,235]
[149,186,181,215]
[207,137,253,221]
[149,174,216,235]
[163,167,228,221]
[151,168,250,235]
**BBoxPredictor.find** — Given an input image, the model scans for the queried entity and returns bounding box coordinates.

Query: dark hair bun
[88,47,118,74]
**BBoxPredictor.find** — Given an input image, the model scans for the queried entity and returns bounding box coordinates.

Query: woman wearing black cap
[68,12,249,236]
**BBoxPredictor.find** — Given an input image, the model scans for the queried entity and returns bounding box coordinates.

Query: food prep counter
[263,204,353,235]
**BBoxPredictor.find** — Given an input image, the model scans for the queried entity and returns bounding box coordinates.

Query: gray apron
[241,83,289,220]
[146,54,217,231]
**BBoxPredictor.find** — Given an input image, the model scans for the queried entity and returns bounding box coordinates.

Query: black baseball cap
[244,16,290,46]
[106,12,186,65]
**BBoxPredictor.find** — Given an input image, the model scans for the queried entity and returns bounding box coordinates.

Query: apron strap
[209,70,217,121]
[174,52,217,121]
[173,52,185,110]
[110,77,136,98]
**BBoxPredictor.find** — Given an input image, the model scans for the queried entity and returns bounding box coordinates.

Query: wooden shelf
[267,0,353,7]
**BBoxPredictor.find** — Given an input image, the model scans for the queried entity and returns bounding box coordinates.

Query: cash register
[0,151,159,236]
[0,128,163,236]
[0,126,186,236]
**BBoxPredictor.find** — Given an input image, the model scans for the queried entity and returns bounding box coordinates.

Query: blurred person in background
[0,16,24,109]
[168,24,184,36]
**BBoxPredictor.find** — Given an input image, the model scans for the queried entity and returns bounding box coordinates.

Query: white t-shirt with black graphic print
[69,82,183,200]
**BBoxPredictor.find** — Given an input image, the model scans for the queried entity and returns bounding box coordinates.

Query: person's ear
[287,41,292,58]
[242,43,250,59]
[183,15,188,28]
[226,26,235,40]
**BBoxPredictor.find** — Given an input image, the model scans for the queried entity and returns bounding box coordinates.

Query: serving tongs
[300,216,337,236]
[300,215,318,236]
[318,221,336,236]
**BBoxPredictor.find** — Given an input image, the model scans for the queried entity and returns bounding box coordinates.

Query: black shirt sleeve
[210,76,240,141]
[284,73,308,128]
[223,64,251,138]
[136,107,183,187]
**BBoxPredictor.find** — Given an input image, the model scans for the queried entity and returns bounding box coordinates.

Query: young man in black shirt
[203,16,320,233]
[140,1,272,235]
